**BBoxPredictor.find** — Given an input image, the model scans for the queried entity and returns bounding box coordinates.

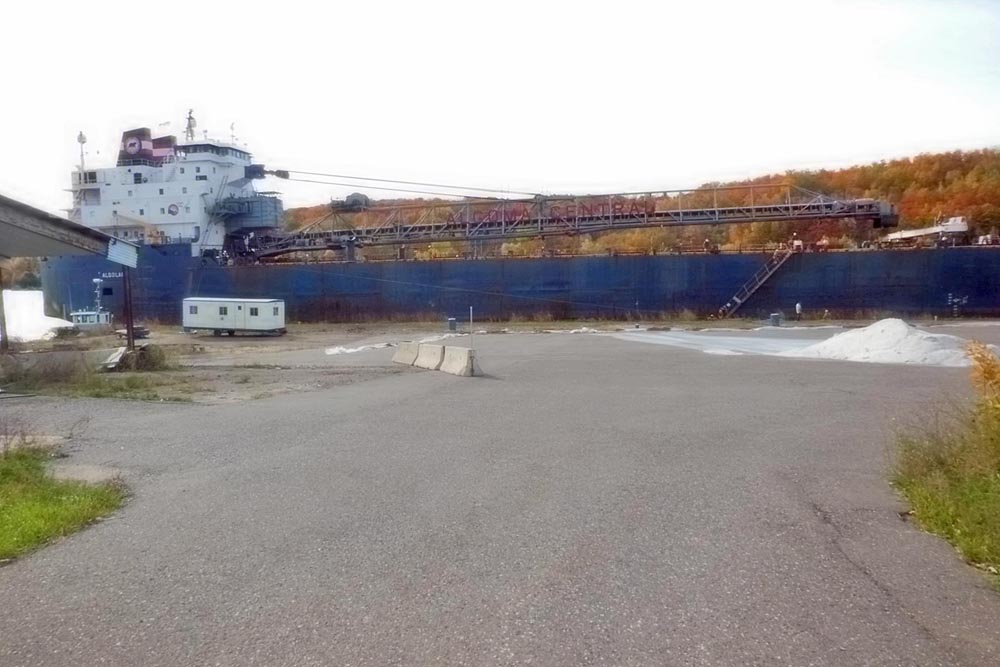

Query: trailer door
[215,302,237,330]
[233,303,248,330]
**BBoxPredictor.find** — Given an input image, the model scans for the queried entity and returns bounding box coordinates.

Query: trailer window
[189,305,198,314]
[219,306,228,316]
[273,306,279,316]
[250,307,259,317]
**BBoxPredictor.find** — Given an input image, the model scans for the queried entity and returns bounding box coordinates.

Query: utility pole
[123,267,136,351]
[0,265,9,353]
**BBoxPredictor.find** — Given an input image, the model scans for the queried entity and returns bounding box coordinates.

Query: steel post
[0,266,8,353]
[123,267,136,351]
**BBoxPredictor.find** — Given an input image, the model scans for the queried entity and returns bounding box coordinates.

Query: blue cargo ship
[41,244,1000,322]
[44,115,1000,322]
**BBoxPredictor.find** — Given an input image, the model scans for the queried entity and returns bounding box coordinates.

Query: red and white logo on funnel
[125,137,142,155]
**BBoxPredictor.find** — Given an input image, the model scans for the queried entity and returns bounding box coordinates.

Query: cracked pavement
[1,331,999,665]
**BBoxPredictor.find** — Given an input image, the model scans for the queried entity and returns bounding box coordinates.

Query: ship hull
[40,245,1000,323]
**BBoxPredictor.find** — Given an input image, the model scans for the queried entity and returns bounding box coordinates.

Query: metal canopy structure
[0,191,139,352]
[0,192,137,266]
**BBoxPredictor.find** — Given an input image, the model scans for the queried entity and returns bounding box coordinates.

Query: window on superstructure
[180,167,185,174]
[189,305,198,315]
[139,209,144,216]
[159,188,164,195]
[127,190,132,197]
[160,208,165,215]
[273,306,279,316]
[133,173,142,184]
[219,306,228,316]
[250,307,259,317]
[213,167,216,174]
[195,167,201,173]
[196,175,208,181]
[182,187,187,194]
[185,206,190,213]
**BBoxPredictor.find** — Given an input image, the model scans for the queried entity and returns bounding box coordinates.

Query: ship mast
[185,109,196,142]
[69,131,88,223]
[77,131,87,172]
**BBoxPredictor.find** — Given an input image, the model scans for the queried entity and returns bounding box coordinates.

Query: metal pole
[469,306,474,350]
[123,267,136,351]
[0,266,9,353]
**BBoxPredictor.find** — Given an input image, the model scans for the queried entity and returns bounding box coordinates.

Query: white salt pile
[1,289,74,342]
[782,318,982,367]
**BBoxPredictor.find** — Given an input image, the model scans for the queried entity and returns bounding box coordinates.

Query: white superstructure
[882,216,969,242]
[68,112,281,258]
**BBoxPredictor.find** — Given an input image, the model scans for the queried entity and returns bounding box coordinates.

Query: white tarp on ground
[612,331,819,356]
[323,332,471,356]
[1,289,74,342]
[324,342,393,355]
[614,318,992,367]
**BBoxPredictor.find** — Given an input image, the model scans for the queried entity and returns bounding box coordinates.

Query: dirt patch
[0,434,66,451]
[157,365,410,404]
[50,463,121,485]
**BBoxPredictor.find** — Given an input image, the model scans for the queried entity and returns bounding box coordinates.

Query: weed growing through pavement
[893,341,1000,585]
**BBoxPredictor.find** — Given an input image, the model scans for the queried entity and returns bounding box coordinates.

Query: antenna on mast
[77,131,87,171]
[185,109,197,142]
[230,122,237,145]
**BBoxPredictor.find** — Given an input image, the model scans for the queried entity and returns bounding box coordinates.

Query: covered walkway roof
[0,192,137,266]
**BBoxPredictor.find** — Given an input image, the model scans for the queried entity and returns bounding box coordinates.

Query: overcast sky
[2,0,998,214]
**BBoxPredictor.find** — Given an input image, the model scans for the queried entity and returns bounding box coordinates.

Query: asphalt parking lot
[2,330,999,666]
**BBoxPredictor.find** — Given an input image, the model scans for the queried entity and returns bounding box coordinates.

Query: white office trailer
[182,297,286,336]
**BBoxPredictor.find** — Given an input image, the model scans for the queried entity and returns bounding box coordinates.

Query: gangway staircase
[720,249,793,317]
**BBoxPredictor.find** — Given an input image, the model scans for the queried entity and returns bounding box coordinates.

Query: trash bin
[769,313,782,327]
[447,317,457,332]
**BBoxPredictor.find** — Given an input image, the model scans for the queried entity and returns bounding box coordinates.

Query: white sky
[2,0,999,214]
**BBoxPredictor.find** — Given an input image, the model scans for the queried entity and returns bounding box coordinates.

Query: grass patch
[2,347,195,402]
[10,371,191,402]
[893,341,1000,582]
[0,447,124,561]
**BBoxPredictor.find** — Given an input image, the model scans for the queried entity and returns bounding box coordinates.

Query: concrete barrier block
[440,346,476,377]
[392,341,420,366]
[414,344,445,370]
